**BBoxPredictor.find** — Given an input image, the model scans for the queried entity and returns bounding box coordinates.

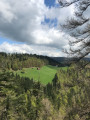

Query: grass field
[14,65,67,85]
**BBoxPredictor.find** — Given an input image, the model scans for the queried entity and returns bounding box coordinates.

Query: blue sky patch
[0,37,23,44]
[41,17,58,27]
[44,0,55,8]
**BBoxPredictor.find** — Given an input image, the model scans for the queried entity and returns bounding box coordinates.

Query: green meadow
[14,65,67,85]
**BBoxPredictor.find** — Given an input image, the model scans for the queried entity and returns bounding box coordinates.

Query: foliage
[45,66,90,120]
[0,53,90,120]
[59,0,90,61]
[0,52,59,71]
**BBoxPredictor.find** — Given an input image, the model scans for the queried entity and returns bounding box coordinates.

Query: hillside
[0,52,60,71]
[51,57,90,66]
[14,65,67,85]
[0,52,90,120]
[0,66,90,120]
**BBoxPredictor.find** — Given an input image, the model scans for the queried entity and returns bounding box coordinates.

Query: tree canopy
[59,0,90,61]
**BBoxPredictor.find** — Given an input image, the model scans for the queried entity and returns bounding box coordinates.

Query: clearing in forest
[15,65,67,85]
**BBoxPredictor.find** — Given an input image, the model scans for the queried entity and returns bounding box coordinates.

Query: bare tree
[59,0,90,62]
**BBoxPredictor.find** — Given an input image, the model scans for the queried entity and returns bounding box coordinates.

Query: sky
[0,0,75,57]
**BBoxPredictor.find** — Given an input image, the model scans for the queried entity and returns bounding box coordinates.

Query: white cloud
[45,4,74,25]
[0,0,75,56]
[0,1,16,22]
[0,42,66,57]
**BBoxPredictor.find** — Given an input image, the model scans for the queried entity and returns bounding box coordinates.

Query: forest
[0,52,90,120]
[0,52,60,71]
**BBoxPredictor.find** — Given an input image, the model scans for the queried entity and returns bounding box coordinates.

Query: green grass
[14,65,67,85]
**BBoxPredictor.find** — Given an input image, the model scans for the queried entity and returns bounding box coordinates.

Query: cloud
[0,42,66,57]
[0,0,75,56]
[45,4,74,25]
[0,0,46,44]
[0,1,16,22]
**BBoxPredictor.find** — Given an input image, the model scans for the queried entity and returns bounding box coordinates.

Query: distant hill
[84,57,90,61]
[51,57,68,63]
[51,57,70,66]
[51,57,90,66]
